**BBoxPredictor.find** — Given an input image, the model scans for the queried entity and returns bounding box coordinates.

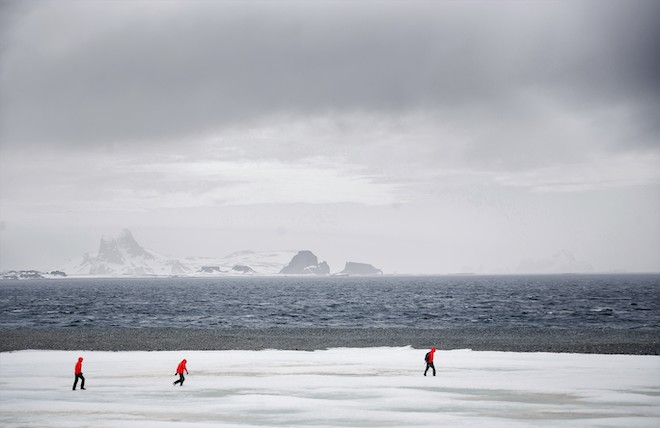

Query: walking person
[424,347,436,376]
[73,357,86,390]
[173,359,188,386]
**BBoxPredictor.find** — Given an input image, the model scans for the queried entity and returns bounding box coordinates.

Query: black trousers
[173,373,185,386]
[424,362,436,376]
[73,373,85,389]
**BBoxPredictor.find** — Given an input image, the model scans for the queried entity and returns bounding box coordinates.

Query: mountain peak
[97,229,153,264]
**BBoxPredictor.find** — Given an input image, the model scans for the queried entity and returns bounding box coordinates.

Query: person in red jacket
[424,347,436,376]
[73,357,86,390]
[173,359,189,386]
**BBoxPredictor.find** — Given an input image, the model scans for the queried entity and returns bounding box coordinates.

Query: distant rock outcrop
[339,262,383,275]
[280,251,330,275]
[49,270,67,277]
[232,265,256,274]
[306,261,330,275]
[0,270,45,280]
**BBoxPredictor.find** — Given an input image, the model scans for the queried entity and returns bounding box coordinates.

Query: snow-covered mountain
[60,230,192,276]
[60,230,298,277]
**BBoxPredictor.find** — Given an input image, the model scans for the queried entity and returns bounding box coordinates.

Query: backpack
[424,352,430,363]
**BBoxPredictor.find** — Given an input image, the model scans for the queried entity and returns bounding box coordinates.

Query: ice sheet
[0,347,658,427]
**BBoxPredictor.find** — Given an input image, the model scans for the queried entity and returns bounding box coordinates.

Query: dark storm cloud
[0,0,658,148]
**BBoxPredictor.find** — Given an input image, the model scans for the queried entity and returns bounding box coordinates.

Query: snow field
[0,347,659,427]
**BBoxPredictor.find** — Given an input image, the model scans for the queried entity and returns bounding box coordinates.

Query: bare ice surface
[1,347,659,427]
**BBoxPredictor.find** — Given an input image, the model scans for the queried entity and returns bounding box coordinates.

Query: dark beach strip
[1,327,658,355]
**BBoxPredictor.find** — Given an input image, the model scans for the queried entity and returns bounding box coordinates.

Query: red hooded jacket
[176,359,188,374]
[74,357,83,374]
[427,348,436,363]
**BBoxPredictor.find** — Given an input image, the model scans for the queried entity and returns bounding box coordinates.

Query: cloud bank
[0,0,658,272]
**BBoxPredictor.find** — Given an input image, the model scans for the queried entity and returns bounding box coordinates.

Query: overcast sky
[1,0,658,273]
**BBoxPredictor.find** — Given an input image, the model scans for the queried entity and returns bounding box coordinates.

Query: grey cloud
[1,0,658,151]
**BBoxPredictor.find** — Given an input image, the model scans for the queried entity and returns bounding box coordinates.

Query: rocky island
[279,250,330,275]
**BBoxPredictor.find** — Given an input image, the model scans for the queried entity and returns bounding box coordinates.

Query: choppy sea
[1,274,658,330]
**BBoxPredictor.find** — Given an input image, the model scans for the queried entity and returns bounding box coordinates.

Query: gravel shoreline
[1,327,658,355]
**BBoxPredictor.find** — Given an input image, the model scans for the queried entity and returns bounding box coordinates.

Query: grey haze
[0,0,658,274]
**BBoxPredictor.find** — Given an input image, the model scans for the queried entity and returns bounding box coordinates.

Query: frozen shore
[1,327,659,354]
[0,347,658,427]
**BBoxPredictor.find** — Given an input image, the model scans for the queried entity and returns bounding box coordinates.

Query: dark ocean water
[0,274,658,330]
